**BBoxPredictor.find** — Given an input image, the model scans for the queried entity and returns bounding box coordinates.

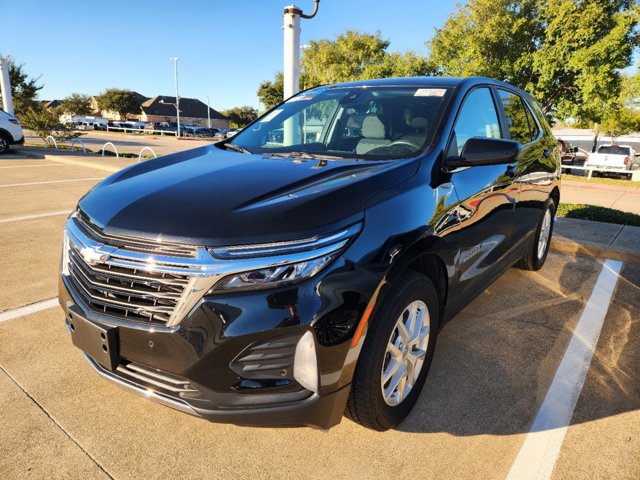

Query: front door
[442,87,519,300]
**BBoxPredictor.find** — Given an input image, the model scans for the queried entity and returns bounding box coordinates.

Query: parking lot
[0,153,638,480]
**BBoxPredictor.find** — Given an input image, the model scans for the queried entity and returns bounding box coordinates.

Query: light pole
[206,96,211,129]
[282,1,319,99]
[282,1,319,145]
[0,59,14,116]
[170,57,180,138]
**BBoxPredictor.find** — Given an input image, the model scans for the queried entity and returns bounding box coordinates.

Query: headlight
[208,223,361,292]
[212,253,337,292]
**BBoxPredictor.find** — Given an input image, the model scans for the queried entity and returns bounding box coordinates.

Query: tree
[600,107,640,143]
[257,72,284,110]
[257,31,433,107]
[61,93,93,116]
[599,72,640,144]
[428,0,640,123]
[95,88,142,119]
[301,30,433,87]
[221,106,258,128]
[0,55,43,114]
[19,105,81,143]
[301,30,390,86]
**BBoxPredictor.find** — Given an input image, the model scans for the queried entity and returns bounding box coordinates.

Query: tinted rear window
[598,146,631,155]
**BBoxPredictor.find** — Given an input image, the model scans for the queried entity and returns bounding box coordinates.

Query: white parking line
[0,298,60,323]
[506,259,623,480]
[0,210,71,224]
[0,177,104,188]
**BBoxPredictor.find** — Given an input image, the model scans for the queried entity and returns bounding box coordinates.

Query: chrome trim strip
[211,223,361,259]
[83,353,200,416]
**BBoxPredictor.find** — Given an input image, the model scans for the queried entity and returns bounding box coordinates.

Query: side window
[451,88,501,156]
[497,89,534,144]
[522,100,540,140]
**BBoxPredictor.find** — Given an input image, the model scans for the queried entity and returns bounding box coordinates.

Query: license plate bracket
[68,309,120,371]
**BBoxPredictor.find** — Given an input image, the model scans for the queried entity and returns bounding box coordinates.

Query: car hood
[78,145,419,246]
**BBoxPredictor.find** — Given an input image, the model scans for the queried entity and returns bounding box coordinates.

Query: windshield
[226,86,451,159]
[598,146,631,156]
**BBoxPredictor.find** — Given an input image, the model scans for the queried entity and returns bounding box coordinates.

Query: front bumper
[59,257,375,428]
[82,352,350,428]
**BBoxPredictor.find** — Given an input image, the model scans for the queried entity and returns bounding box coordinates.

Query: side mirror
[445,137,520,169]
[572,146,579,153]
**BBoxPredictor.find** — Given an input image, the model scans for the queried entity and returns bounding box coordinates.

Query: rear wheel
[516,198,555,271]
[346,271,440,431]
[0,133,10,154]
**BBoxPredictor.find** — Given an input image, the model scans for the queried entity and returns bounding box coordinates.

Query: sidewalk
[561,180,640,215]
[552,217,640,263]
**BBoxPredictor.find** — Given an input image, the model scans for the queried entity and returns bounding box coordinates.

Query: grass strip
[557,203,640,227]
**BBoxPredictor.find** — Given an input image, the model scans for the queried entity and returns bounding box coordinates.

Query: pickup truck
[584,144,640,179]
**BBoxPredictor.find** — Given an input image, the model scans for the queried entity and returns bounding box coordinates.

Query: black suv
[60,77,559,430]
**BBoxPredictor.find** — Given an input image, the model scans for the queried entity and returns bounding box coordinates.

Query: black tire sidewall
[0,134,9,154]
[359,273,440,429]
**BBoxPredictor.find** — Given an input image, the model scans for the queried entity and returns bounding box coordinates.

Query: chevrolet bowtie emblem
[79,245,117,266]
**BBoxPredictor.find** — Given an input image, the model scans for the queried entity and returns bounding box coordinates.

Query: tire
[346,271,440,431]
[516,198,556,271]
[0,133,10,154]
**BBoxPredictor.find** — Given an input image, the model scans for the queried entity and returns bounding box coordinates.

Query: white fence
[561,164,639,181]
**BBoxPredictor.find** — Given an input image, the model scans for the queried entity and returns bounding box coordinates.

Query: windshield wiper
[265,151,345,160]
[223,143,252,154]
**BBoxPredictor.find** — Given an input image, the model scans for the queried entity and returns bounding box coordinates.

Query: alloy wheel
[537,209,552,260]
[381,300,430,406]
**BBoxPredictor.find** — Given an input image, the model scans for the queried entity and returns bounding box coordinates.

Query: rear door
[444,86,519,298]
[496,88,555,237]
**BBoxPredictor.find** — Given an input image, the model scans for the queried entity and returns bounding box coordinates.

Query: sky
[2,0,459,112]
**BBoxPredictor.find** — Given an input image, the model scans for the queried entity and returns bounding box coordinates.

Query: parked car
[557,138,589,174]
[60,77,559,430]
[75,122,94,131]
[584,144,640,179]
[0,108,25,154]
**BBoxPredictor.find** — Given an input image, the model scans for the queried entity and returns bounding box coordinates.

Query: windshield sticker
[260,109,283,122]
[288,95,315,102]
[414,88,447,97]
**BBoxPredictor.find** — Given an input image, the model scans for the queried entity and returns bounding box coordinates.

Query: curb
[551,237,640,264]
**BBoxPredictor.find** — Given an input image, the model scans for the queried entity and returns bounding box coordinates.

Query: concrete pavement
[553,217,640,263]
[0,151,638,480]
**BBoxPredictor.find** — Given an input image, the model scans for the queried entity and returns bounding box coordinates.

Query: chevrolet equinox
[60,77,560,430]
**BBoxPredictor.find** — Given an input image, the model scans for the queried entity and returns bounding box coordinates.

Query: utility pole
[0,59,14,115]
[207,95,211,129]
[282,1,319,144]
[170,57,180,138]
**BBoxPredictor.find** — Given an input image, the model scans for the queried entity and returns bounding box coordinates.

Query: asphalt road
[0,154,638,480]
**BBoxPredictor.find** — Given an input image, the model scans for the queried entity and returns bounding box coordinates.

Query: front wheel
[346,271,440,430]
[516,198,556,271]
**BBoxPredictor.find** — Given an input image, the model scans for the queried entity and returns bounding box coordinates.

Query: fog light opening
[293,331,319,394]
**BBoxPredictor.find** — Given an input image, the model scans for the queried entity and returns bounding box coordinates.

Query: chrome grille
[67,243,188,324]
[63,213,213,327]
[116,362,200,397]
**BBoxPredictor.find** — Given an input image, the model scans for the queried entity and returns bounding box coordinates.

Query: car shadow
[396,252,640,435]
